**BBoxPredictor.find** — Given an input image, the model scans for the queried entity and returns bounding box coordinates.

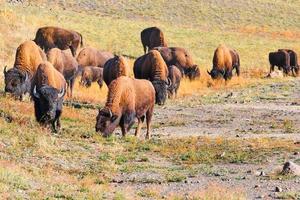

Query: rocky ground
[109,78,300,199]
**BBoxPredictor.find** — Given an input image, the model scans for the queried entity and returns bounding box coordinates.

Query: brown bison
[47,48,78,97]
[141,27,167,54]
[33,26,83,57]
[207,45,240,80]
[269,50,291,75]
[76,47,114,70]
[4,41,46,99]
[153,47,200,80]
[95,76,155,139]
[278,49,299,76]
[103,55,130,86]
[134,50,169,105]
[167,65,182,98]
[31,61,66,132]
[80,66,103,88]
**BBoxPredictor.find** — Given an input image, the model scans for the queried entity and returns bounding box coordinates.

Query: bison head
[185,65,200,80]
[152,80,169,105]
[32,85,65,127]
[4,67,30,99]
[207,68,225,79]
[95,107,119,137]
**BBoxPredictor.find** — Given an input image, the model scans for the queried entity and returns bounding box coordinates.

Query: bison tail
[79,33,83,47]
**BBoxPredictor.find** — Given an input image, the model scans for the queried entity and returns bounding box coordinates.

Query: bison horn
[3,66,7,75]
[166,78,172,87]
[57,87,65,98]
[207,70,211,75]
[108,108,113,118]
[24,72,29,82]
[33,85,40,98]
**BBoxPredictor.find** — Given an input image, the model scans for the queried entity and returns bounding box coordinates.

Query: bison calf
[167,65,182,98]
[80,66,103,88]
[31,61,66,132]
[95,76,155,139]
[103,55,130,86]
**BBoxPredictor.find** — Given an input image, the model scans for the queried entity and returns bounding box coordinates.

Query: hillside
[0,0,300,199]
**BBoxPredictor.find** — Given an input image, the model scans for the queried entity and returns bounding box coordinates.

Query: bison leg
[270,64,275,73]
[120,123,127,137]
[69,78,75,97]
[236,65,240,76]
[70,46,76,57]
[145,108,153,140]
[135,118,143,137]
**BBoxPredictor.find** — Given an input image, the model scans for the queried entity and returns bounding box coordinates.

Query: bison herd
[3,26,300,139]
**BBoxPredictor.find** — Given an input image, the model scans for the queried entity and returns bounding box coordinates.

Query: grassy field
[0,0,300,199]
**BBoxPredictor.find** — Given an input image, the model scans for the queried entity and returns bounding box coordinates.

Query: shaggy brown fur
[76,47,114,69]
[167,65,182,98]
[31,61,66,91]
[103,55,130,86]
[153,47,200,80]
[14,40,47,76]
[33,26,83,57]
[208,44,240,80]
[47,48,78,97]
[141,27,167,54]
[4,40,47,99]
[278,49,299,76]
[229,49,240,76]
[134,50,169,105]
[269,50,291,75]
[80,66,103,88]
[95,76,155,139]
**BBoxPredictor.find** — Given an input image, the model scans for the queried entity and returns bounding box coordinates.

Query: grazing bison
[80,66,103,88]
[207,45,240,80]
[167,65,182,98]
[47,48,78,97]
[278,49,299,76]
[103,55,130,86]
[31,61,66,132]
[33,26,83,57]
[141,27,167,54]
[95,76,155,139]
[4,41,46,99]
[269,50,291,75]
[76,47,114,70]
[134,50,169,105]
[153,47,200,80]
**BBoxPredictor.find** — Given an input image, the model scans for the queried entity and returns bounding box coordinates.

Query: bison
[47,48,78,97]
[167,65,182,98]
[153,47,200,80]
[80,66,103,88]
[269,50,291,75]
[141,27,167,54]
[31,61,66,132]
[95,76,155,139]
[134,50,170,105]
[207,45,240,80]
[278,49,299,76]
[76,47,114,70]
[33,26,83,57]
[4,40,46,100]
[103,55,130,86]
